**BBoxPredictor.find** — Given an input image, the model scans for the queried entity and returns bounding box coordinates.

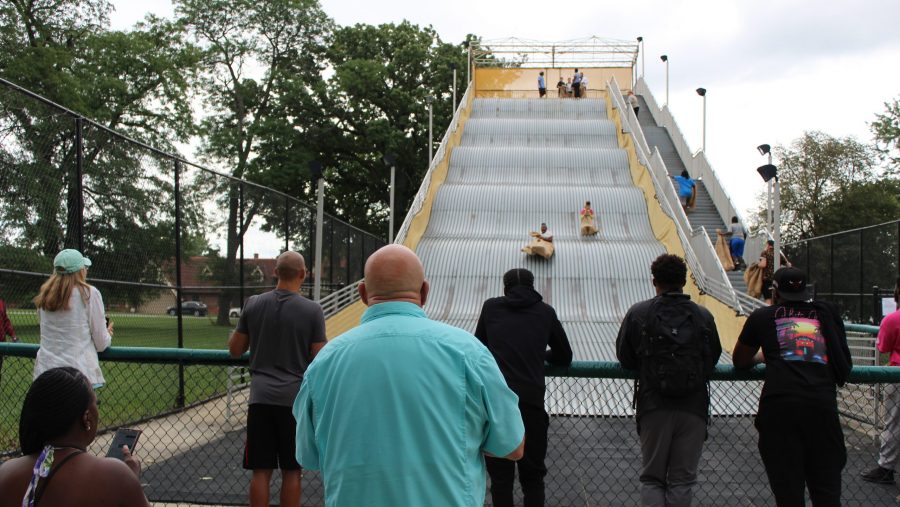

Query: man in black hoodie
[475,268,573,507]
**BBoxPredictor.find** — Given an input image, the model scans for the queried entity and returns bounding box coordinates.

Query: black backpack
[636,298,711,398]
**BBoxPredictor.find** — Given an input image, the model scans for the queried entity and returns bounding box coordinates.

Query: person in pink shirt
[862,278,900,484]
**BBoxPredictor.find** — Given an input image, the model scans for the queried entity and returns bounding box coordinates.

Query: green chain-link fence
[2,339,899,506]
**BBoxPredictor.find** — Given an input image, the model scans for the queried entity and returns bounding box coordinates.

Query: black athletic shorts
[243,403,301,470]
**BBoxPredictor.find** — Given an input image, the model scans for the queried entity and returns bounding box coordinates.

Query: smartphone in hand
[107,428,141,460]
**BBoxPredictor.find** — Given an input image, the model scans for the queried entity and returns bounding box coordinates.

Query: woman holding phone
[33,249,113,388]
[0,367,149,506]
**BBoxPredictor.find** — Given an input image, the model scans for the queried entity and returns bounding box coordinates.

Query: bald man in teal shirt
[294,245,525,507]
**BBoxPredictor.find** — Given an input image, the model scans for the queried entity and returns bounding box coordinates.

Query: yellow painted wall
[475,67,633,95]
[607,94,746,352]
[322,90,477,340]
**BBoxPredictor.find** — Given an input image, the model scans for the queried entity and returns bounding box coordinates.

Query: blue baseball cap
[53,249,92,274]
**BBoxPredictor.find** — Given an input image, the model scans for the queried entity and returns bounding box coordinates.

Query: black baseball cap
[773,267,809,302]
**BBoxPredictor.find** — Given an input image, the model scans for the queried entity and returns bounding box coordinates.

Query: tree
[816,179,900,236]
[0,0,202,306]
[297,21,468,232]
[177,0,333,324]
[872,98,900,172]
[762,131,877,242]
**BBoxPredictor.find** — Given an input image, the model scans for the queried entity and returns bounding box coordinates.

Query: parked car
[167,301,208,317]
[229,307,241,318]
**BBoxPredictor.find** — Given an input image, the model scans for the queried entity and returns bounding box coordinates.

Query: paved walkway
[140,415,899,506]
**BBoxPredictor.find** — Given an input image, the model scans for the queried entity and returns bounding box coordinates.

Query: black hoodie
[475,285,573,405]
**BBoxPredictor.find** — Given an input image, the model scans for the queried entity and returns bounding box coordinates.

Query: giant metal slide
[322,86,757,415]
[417,98,662,360]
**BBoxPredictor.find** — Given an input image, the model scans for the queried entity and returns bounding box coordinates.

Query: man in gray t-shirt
[229,251,326,507]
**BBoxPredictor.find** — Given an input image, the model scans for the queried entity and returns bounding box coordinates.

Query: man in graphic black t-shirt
[733,267,852,507]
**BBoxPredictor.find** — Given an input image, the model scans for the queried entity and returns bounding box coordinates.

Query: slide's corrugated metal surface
[417,97,746,415]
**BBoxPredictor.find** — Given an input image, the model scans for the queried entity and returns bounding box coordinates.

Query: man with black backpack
[616,254,722,507]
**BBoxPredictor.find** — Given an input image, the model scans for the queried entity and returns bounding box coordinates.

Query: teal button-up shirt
[294,302,524,507]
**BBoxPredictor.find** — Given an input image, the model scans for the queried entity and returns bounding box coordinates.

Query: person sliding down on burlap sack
[580,201,598,236]
[522,223,555,259]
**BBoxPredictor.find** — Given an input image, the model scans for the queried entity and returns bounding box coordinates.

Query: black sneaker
[861,466,895,484]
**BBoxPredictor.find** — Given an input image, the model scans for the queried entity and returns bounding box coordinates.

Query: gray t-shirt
[236,289,326,406]
[728,223,746,239]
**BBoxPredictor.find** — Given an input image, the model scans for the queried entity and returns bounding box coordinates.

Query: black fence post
[284,196,290,253]
[859,230,865,322]
[66,117,85,252]
[329,220,335,289]
[830,236,834,302]
[346,230,351,286]
[174,160,185,408]
[874,286,883,325]
[239,182,245,309]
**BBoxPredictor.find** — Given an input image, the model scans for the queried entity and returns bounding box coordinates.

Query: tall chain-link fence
[0,78,385,404]
[784,220,899,324]
[1,344,898,506]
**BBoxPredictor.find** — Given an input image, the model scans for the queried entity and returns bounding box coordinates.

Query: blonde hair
[33,269,91,312]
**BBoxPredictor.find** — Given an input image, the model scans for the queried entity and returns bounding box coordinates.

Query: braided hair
[19,367,92,455]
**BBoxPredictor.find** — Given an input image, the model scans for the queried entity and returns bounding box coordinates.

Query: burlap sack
[523,239,554,259]
[715,232,735,271]
[744,262,763,298]
[580,214,598,236]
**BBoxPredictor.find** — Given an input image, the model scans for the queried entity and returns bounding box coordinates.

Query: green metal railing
[0,325,895,506]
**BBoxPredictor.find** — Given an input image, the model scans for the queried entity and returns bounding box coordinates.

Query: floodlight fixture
[308,160,324,181]
[660,54,668,62]
[696,87,706,96]
[757,144,771,156]
[382,153,397,167]
[757,164,778,182]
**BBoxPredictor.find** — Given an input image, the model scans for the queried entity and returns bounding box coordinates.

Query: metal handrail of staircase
[634,78,745,231]
[631,77,773,314]
[608,77,743,312]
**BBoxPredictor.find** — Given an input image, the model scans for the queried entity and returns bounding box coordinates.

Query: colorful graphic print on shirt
[775,316,829,364]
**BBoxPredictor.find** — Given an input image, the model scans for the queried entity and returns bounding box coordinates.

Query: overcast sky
[109,0,900,251]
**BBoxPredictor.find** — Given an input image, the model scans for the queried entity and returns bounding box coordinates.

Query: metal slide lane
[418,98,663,362]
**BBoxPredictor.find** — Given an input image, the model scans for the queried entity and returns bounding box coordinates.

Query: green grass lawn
[1,311,240,454]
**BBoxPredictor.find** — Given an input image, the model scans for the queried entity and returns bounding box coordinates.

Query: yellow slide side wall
[322,90,477,340]
[607,94,746,351]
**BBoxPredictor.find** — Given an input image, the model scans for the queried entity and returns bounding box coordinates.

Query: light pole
[757,161,781,271]
[309,160,324,301]
[426,95,434,163]
[758,144,773,232]
[696,87,707,153]
[383,153,397,243]
[637,36,644,79]
[451,63,457,110]
[660,55,669,107]
[465,39,472,84]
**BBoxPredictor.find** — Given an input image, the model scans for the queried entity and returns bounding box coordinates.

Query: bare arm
[310,341,326,360]
[100,455,151,507]
[228,330,250,358]
[504,438,525,460]
[732,342,762,369]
